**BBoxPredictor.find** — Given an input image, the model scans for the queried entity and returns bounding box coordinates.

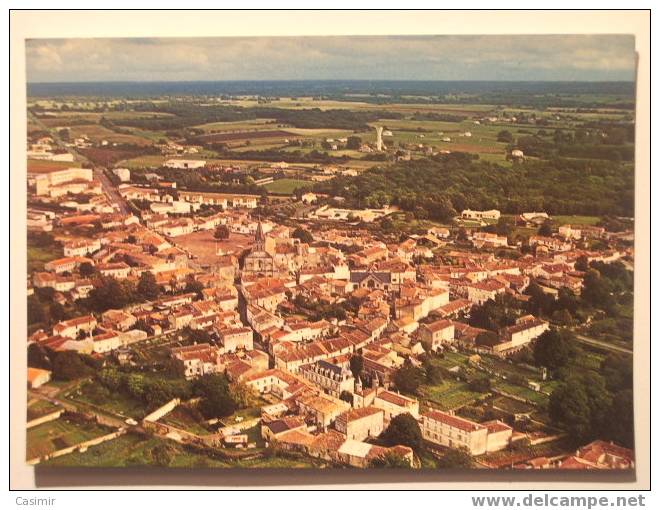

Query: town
[25,85,635,470]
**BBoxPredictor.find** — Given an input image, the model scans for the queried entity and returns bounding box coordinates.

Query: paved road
[94,167,130,214]
[574,333,633,355]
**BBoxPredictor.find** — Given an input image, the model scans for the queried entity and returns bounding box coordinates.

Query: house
[164,159,206,169]
[419,319,455,351]
[558,224,583,240]
[112,168,131,182]
[472,231,508,249]
[63,238,101,257]
[422,410,511,455]
[422,410,489,455]
[301,192,318,204]
[335,406,384,441]
[92,330,122,354]
[44,256,92,274]
[461,209,501,221]
[218,327,254,352]
[559,440,634,470]
[495,315,549,354]
[53,315,97,339]
[299,359,355,398]
[171,343,221,379]
[373,390,419,424]
[336,440,413,468]
[27,367,51,388]
[297,392,351,429]
[96,262,131,279]
[466,279,507,304]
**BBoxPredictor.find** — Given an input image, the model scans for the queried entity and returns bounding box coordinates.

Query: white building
[461,209,501,221]
[164,159,206,169]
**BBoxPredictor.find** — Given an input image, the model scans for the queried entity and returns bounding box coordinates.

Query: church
[243,221,275,277]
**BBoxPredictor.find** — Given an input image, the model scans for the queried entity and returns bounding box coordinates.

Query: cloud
[25,35,636,82]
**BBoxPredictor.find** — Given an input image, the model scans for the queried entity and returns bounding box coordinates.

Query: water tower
[375,126,384,151]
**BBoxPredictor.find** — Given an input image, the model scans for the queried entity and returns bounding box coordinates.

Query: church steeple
[254,219,265,251]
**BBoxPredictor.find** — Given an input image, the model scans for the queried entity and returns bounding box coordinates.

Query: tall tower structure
[375,126,384,152]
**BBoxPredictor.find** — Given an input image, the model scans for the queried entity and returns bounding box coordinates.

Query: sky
[26,35,637,83]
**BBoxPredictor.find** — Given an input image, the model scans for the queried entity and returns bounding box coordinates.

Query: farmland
[263,178,310,194]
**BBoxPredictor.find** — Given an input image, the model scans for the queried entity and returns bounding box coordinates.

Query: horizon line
[27,78,636,85]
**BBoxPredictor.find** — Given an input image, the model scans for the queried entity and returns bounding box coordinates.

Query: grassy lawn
[43,432,324,468]
[220,403,264,427]
[26,399,62,421]
[26,417,113,461]
[160,406,210,436]
[263,178,310,194]
[27,244,62,273]
[552,215,601,226]
[42,433,230,468]
[63,381,148,419]
[492,380,548,407]
[491,396,535,415]
[420,380,485,411]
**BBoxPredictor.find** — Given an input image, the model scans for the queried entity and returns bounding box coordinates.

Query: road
[94,167,130,214]
[28,111,131,215]
[573,333,633,355]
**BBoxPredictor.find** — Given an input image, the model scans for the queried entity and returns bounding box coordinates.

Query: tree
[194,374,237,419]
[575,255,589,272]
[27,343,52,370]
[292,227,314,244]
[369,451,411,468]
[494,216,515,237]
[51,351,95,381]
[380,413,422,451]
[214,225,230,240]
[549,371,612,445]
[229,381,259,409]
[79,262,96,277]
[600,354,633,392]
[151,444,173,467]
[86,277,136,313]
[185,279,205,299]
[437,447,473,468]
[423,360,443,385]
[339,390,353,404]
[533,328,575,371]
[346,136,362,150]
[468,376,492,393]
[137,271,160,301]
[605,389,634,448]
[27,295,50,326]
[349,354,364,379]
[393,364,425,395]
[50,301,68,322]
[537,219,553,237]
[582,269,615,310]
[475,331,500,348]
[497,130,514,143]
[548,379,593,443]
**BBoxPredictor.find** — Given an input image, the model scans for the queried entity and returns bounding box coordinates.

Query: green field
[26,417,112,461]
[420,379,485,411]
[160,406,210,436]
[26,399,62,421]
[64,381,148,420]
[552,215,602,226]
[492,380,548,407]
[263,178,310,194]
[42,432,325,468]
